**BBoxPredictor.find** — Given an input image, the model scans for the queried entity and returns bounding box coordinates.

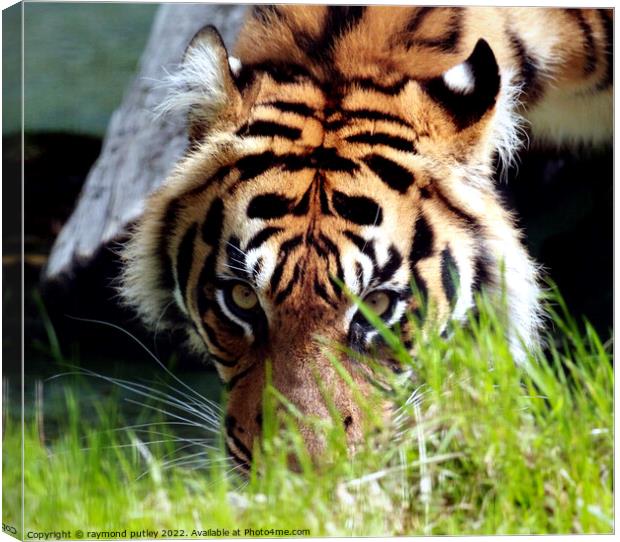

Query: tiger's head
[121,25,540,471]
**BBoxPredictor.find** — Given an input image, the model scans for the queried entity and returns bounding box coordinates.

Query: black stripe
[363,154,416,193]
[440,247,459,306]
[233,150,358,190]
[247,188,311,220]
[332,191,383,226]
[274,262,302,304]
[247,193,294,220]
[308,147,359,173]
[202,319,233,356]
[348,76,410,96]
[347,321,366,354]
[319,175,332,215]
[226,362,258,391]
[225,416,253,461]
[244,120,302,141]
[419,186,432,199]
[276,150,353,173]
[404,7,434,34]
[314,277,338,308]
[280,235,304,254]
[202,198,224,246]
[508,30,544,104]
[211,299,245,337]
[411,267,429,321]
[302,6,366,62]
[472,248,493,293]
[236,151,278,181]
[264,100,316,117]
[186,165,233,199]
[329,108,413,130]
[568,9,597,75]
[251,257,264,284]
[318,233,345,297]
[433,185,481,231]
[318,232,340,257]
[246,227,284,251]
[228,435,253,464]
[323,6,366,50]
[343,230,377,265]
[270,235,303,293]
[292,30,322,59]
[209,353,240,368]
[345,132,416,153]
[375,246,403,284]
[197,254,217,316]
[176,223,198,305]
[343,230,366,252]
[225,442,250,471]
[269,262,286,295]
[158,199,183,295]
[410,213,434,266]
[237,61,319,89]
[404,8,463,53]
[292,185,312,216]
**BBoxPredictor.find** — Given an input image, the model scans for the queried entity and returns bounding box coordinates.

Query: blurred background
[2,4,613,438]
[3,3,223,440]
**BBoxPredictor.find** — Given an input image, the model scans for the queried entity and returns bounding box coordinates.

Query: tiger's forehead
[187,75,434,302]
[165,73,443,309]
[237,73,429,149]
[224,75,434,200]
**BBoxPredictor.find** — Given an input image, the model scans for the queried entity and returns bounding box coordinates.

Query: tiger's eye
[363,291,391,316]
[231,283,258,310]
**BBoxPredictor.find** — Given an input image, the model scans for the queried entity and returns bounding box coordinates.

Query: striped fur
[122,6,612,468]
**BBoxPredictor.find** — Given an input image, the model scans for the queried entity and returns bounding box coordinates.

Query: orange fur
[122,7,612,469]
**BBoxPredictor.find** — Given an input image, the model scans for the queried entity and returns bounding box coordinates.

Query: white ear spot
[443,62,475,94]
[228,56,242,76]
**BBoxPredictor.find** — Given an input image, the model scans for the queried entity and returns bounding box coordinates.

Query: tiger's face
[122,27,535,471]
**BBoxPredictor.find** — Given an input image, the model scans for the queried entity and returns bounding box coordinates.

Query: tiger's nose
[224,408,363,473]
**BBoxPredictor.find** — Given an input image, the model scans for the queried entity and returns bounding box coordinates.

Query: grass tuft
[3,290,613,536]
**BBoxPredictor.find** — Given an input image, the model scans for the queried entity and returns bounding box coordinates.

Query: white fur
[154,42,231,120]
[250,249,277,292]
[489,67,529,180]
[443,63,475,94]
[453,163,543,361]
[228,56,242,76]
[343,250,363,295]
[449,245,476,325]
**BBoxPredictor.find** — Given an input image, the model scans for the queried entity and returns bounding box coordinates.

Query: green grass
[3,290,613,536]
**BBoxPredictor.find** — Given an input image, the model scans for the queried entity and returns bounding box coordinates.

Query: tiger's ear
[422,39,501,131]
[174,25,243,142]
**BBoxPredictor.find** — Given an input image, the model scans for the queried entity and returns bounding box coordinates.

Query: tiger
[120,6,613,472]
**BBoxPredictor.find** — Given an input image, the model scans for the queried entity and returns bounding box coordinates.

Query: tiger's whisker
[123,398,217,433]
[53,369,221,430]
[152,300,175,357]
[63,316,213,410]
[222,262,250,274]
[226,240,249,257]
